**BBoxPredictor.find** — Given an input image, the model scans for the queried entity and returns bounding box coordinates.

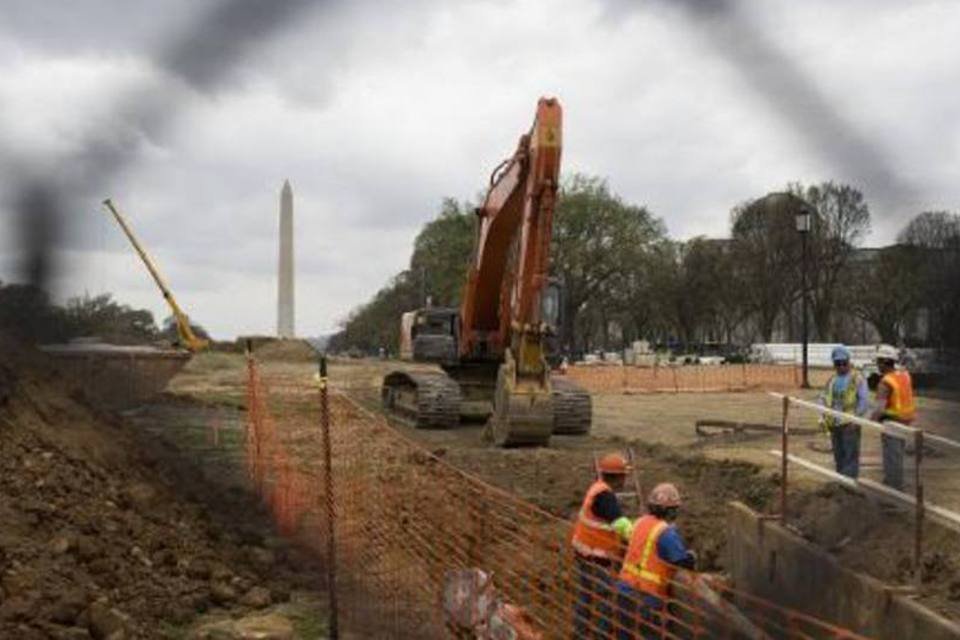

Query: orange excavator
[381,98,591,446]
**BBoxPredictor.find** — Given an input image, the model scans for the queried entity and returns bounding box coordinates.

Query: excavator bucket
[488,355,554,447]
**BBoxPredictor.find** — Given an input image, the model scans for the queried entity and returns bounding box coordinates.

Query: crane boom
[101,198,209,353]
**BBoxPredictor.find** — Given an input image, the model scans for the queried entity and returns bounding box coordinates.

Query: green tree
[332,271,418,353]
[409,198,475,306]
[64,293,160,343]
[0,282,66,342]
[551,174,666,353]
[160,314,210,343]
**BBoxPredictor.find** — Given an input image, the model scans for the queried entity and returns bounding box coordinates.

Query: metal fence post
[780,395,790,522]
[915,429,925,587]
[319,355,339,639]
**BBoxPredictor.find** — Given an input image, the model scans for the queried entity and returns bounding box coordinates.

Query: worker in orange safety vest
[870,344,916,491]
[571,452,634,638]
[616,483,696,640]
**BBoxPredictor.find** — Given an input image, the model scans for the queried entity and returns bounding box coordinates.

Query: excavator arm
[460,97,561,370]
[102,199,209,353]
[381,98,590,445]
[459,98,564,445]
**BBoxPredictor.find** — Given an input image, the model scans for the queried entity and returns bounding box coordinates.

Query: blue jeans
[615,582,665,640]
[830,423,861,478]
[574,556,616,638]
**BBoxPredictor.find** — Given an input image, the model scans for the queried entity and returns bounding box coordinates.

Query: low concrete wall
[49,352,190,409]
[727,501,960,639]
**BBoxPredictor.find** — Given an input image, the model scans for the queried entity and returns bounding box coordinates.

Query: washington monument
[277,180,295,338]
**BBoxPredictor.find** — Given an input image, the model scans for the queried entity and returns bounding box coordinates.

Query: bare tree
[848,245,923,344]
[789,182,871,340]
[898,211,960,348]
[730,196,799,342]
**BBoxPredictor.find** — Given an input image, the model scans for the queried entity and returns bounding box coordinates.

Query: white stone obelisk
[277,180,295,338]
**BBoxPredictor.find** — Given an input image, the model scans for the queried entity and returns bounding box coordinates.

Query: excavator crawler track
[381,370,461,429]
[551,377,592,435]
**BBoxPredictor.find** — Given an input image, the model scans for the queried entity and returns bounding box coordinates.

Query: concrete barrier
[726,501,960,639]
[41,344,191,409]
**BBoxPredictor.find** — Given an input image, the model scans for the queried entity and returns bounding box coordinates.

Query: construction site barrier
[765,392,960,588]
[567,364,832,395]
[243,354,870,639]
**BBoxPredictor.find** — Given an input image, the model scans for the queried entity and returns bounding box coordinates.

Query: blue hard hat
[831,346,851,363]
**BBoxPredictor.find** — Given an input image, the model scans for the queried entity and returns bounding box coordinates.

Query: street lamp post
[796,205,812,388]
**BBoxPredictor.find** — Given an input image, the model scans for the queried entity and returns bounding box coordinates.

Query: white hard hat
[876,344,899,362]
[648,482,681,508]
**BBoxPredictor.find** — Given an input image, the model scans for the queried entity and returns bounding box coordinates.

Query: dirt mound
[0,338,317,638]
[253,339,318,363]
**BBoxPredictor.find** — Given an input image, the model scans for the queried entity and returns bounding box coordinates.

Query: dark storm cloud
[1,0,322,287]
[611,0,921,216]
[0,1,195,53]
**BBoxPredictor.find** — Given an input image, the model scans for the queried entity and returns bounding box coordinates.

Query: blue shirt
[657,525,694,568]
[825,372,869,416]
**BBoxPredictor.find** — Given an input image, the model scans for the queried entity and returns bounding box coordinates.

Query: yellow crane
[101,198,209,353]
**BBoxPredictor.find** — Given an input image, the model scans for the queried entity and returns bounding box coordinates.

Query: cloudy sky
[1,0,958,339]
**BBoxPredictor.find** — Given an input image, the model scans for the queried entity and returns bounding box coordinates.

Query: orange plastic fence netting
[567,364,833,395]
[243,357,868,639]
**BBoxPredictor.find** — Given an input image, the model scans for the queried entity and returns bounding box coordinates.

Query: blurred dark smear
[652,0,920,214]
[7,0,319,290]
[13,181,61,288]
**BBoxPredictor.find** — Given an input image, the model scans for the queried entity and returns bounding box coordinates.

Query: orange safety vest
[619,515,673,598]
[571,480,622,561]
[881,370,916,423]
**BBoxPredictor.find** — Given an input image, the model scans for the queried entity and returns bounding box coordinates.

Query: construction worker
[571,452,634,638]
[820,345,869,479]
[870,345,916,490]
[616,483,695,640]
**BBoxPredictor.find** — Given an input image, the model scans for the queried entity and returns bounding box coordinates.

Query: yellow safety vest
[823,371,864,429]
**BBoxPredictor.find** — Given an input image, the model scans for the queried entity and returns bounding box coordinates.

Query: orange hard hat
[598,453,628,475]
[647,482,681,508]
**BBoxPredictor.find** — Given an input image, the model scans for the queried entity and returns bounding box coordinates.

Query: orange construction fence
[567,364,833,395]
[243,355,869,639]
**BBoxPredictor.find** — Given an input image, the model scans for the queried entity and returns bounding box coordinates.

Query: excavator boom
[381,98,591,445]
[102,199,209,353]
[460,98,561,366]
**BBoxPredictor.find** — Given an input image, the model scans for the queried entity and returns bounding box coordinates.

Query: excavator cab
[541,278,563,369]
[399,307,459,365]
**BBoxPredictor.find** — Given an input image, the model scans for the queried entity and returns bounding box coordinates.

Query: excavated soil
[324,357,960,620]
[0,340,324,639]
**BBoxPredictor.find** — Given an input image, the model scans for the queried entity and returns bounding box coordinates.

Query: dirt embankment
[0,340,320,639]
[431,435,960,619]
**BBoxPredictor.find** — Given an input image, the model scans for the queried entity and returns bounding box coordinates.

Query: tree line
[0,282,209,346]
[330,174,960,356]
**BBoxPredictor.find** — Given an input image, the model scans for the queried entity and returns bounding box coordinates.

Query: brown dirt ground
[305,356,960,621]
[0,340,327,639]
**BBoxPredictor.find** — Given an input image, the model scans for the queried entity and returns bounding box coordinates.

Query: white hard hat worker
[647,482,682,511]
[876,344,899,364]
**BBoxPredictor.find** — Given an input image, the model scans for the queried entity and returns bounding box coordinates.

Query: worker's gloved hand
[687,550,698,570]
[612,516,633,541]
